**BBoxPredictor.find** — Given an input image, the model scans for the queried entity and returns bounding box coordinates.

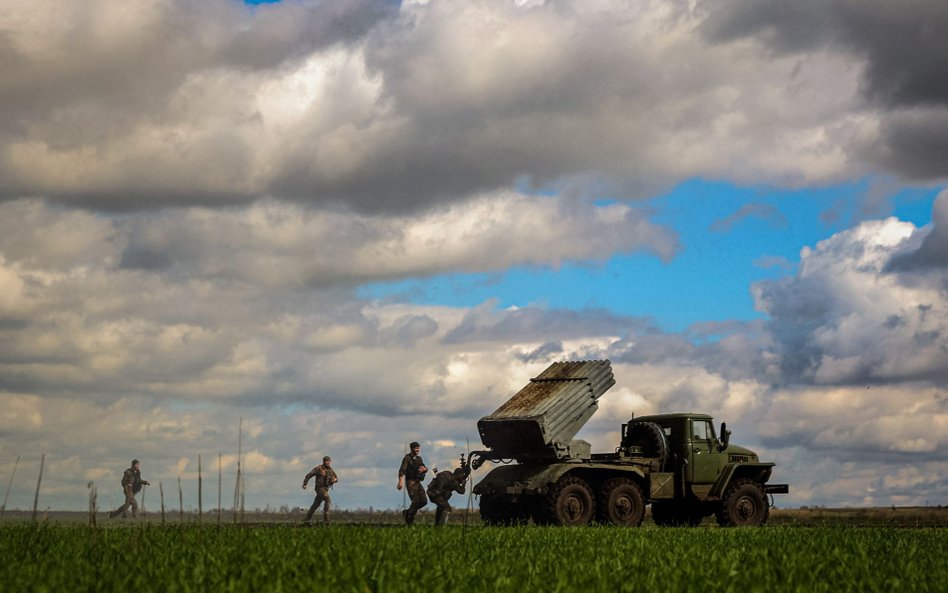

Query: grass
[2,523,945,593]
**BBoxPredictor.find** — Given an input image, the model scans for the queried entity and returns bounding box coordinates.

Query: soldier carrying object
[396,441,428,526]
[302,455,338,524]
[426,464,470,526]
[108,459,150,519]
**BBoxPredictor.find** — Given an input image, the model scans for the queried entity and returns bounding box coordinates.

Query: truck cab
[634,413,755,494]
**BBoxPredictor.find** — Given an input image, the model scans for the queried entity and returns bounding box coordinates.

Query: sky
[1,0,946,513]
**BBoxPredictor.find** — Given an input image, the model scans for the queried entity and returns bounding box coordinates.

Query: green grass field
[2,523,945,593]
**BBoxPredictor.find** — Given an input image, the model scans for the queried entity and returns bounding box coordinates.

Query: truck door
[688,419,728,485]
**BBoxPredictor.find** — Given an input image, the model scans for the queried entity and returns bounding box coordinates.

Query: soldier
[396,441,428,525]
[108,459,150,519]
[302,455,338,524]
[426,465,470,526]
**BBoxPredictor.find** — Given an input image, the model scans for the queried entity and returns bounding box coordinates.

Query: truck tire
[716,479,768,527]
[598,478,645,526]
[546,476,595,526]
[625,422,668,469]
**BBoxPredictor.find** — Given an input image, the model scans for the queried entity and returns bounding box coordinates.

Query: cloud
[0,0,398,206]
[754,217,948,386]
[0,196,670,414]
[441,300,648,345]
[0,0,905,211]
[887,189,948,270]
[702,0,948,182]
[710,203,787,233]
[701,0,948,108]
[4,192,665,277]
[111,192,677,286]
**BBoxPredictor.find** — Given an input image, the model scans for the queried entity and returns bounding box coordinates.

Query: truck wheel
[598,478,645,526]
[624,422,668,469]
[547,476,595,526]
[716,479,768,527]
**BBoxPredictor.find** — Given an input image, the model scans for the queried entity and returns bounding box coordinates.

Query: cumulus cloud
[0,0,397,206]
[114,191,677,286]
[887,189,948,270]
[703,0,948,182]
[0,196,672,412]
[704,212,948,506]
[754,217,948,386]
[761,385,947,457]
[0,0,915,211]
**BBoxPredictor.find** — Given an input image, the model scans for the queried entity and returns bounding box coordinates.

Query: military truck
[469,360,788,527]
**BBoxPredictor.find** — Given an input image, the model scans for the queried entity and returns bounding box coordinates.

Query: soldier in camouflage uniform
[427,466,469,526]
[396,441,428,526]
[109,459,150,519]
[302,455,338,524]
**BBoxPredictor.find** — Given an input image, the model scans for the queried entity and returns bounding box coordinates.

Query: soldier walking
[426,464,469,526]
[302,455,338,524]
[396,441,428,526]
[108,459,150,519]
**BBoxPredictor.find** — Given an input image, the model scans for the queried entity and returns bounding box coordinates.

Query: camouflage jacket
[121,468,144,494]
[427,470,465,499]
[304,465,338,489]
[398,453,427,482]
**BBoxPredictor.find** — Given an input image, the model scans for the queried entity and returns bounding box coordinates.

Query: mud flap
[649,472,674,499]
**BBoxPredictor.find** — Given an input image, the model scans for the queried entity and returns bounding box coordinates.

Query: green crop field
[2,523,945,593]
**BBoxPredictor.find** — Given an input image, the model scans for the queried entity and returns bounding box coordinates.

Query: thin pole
[87,481,97,528]
[240,471,246,524]
[1,455,20,517]
[463,439,475,556]
[464,438,473,528]
[160,482,166,524]
[217,453,222,525]
[198,454,203,523]
[178,477,184,522]
[233,418,242,524]
[31,454,45,522]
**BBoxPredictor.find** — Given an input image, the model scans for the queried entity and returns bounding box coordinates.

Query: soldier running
[302,455,338,524]
[396,441,428,525]
[426,465,470,526]
[109,459,150,519]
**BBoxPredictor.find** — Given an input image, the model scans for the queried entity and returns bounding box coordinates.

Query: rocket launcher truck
[469,360,788,526]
